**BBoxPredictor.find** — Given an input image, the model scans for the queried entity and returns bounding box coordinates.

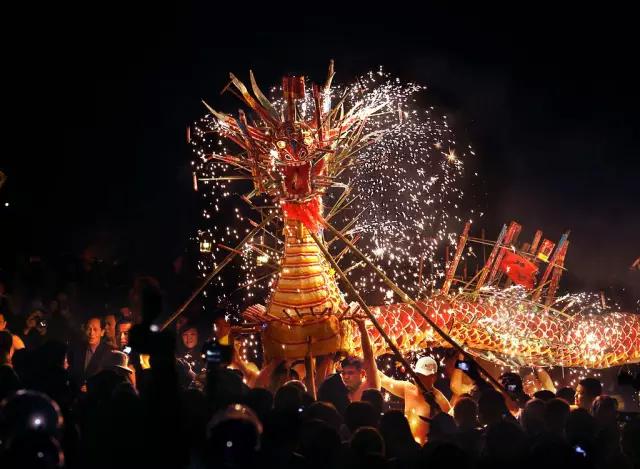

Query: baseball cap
[414,356,438,377]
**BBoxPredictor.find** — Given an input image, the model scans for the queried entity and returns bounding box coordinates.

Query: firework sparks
[187,65,639,369]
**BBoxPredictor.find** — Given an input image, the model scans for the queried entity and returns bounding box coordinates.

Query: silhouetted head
[274,382,303,413]
[298,419,342,467]
[478,389,509,426]
[345,401,377,433]
[454,397,479,430]
[245,387,273,423]
[576,378,602,410]
[361,388,384,421]
[533,389,555,402]
[591,395,618,428]
[304,401,343,432]
[351,426,385,457]
[206,405,261,467]
[380,410,416,449]
[544,398,570,437]
[520,398,545,437]
[483,420,526,464]
[556,386,576,405]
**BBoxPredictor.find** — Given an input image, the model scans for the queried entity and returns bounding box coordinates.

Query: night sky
[3,5,639,305]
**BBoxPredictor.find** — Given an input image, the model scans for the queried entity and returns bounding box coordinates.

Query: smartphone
[203,338,232,367]
[123,346,132,355]
[507,384,517,392]
[455,360,470,372]
[574,445,587,457]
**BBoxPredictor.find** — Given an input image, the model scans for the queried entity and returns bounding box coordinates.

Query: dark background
[2,4,638,308]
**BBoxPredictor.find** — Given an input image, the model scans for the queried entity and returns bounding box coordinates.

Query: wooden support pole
[529,230,543,255]
[417,255,425,299]
[488,221,521,285]
[441,222,471,295]
[533,231,570,302]
[544,241,569,306]
[305,336,317,399]
[475,224,507,292]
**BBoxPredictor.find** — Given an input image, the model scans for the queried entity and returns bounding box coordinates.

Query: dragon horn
[202,100,231,122]
[249,70,280,120]
[229,73,278,125]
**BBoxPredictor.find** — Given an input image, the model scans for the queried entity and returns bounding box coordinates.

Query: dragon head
[202,63,384,230]
[208,64,377,193]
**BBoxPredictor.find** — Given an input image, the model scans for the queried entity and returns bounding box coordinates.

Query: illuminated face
[181,328,199,350]
[417,373,436,389]
[340,365,365,392]
[104,314,116,342]
[575,384,593,409]
[27,311,42,329]
[117,322,132,348]
[85,318,103,347]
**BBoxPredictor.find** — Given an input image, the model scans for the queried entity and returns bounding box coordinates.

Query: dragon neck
[266,217,345,322]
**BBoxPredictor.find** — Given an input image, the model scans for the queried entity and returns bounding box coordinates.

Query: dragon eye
[303,136,313,146]
[276,140,287,149]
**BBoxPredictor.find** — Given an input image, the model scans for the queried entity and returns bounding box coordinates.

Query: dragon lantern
[188,64,639,369]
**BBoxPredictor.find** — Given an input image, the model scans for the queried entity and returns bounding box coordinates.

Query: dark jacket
[67,341,113,389]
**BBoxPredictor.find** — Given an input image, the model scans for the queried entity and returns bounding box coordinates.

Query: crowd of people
[1,274,639,469]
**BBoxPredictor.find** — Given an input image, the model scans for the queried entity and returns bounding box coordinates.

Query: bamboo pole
[322,220,509,395]
[305,336,317,400]
[544,241,569,306]
[441,222,471,295]
[529,230,543,255]
[475,224,508,292]
[533,231,570,302]
[307,230,433,397]
[160,212,277,330]
[417,255,425,299]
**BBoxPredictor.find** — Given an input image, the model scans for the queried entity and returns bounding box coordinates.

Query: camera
[202,337,233,368]
[455,360,470,372]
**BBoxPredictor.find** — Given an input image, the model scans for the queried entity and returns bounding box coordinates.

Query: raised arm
[358,319,380,391]
[254,358,284,389]
[450,354,475,396]
[534,368,556,393]
[378,370,409,399]
[231,341,259,387]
